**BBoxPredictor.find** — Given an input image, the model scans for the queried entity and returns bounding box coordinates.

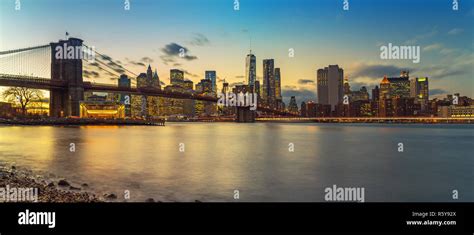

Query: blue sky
[1,0,473,103]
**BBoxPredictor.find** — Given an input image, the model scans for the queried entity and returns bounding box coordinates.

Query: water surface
[0,123,472,202]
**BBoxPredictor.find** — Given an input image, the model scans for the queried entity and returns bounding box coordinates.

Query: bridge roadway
[0,73,296,116]
[0,73,217,102]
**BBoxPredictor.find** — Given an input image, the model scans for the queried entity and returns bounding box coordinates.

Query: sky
[0,0,473,104]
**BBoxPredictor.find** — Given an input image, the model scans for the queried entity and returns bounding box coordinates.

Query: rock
[69,186,81,190]
[81,183,88,187]
[11,166,16,170]
[145,198,155,202]
[47,182,55,187]
[57,180,70,187]
[104,193,117,200]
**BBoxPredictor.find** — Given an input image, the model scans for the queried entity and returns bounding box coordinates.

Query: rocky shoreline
[1,165,202,203]
[0,165,102,202]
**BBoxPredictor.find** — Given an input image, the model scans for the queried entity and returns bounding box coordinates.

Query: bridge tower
[49,38,84,117]
[236,106,255,122]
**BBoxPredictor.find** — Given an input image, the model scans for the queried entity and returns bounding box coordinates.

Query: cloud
[421,64,469,78]
[423,43,442,51]
[127,60,146,67]
[83,70,99,79]
[113,68,125,74]
[183,70,199,78]
[88,62,100,67]
[448,28,463,35]
[99,54,112,61]
[351,64,413,79]
[440,48,456,55]
[161,43,198,65]
[140,57,154,63]
[404,28,438,44]
[298,79,314,84]
[281,87,316,104]
[189,33,210,46]
[430,88,448,96]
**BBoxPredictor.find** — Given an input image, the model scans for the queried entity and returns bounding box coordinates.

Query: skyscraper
[254,80,261,100]
[245,52,256,88]
[137,73,147,88]
[146,64,153,83]
[379,72,411,99]
[222,80,229,94]
[410,77,429,110]
[274,68,282,109]
[152,69,161,89]
[410,77,429,101]
[372,85,380,102]
[379,76,391,100]
[288,96,298,113]
[205,70,217,93]
[170,69,184,87]
[118,74,131,117]
[274,68,282,99]
[183,80,195,117]
[300,101,307,117]
[262,59,275,107]
[388,77,410,98]
[317,65,343,111]
[343,76,351,95]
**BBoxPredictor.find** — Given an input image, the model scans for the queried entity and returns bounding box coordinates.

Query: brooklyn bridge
[0,37,295,122]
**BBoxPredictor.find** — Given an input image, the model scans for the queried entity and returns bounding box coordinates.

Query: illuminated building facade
[262,59,275,107]
[317,65,344,111]
[245,52,257,89]
[205,70,217,93]
[118,74,131,117]
[410,77,429,111]
[300,101,307,117]
[170,69,184,87]
[388,77,410,98]
[195,79,215,116]
[80,94,125,118]
[183,80,195,117]
[288,96,298,113]
[275,68,283,110]
[351,86,369,102]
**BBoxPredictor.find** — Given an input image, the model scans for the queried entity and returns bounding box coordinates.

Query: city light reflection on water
[0,123,472,202]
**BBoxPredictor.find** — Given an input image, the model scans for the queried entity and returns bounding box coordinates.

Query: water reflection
[0,123,472,202]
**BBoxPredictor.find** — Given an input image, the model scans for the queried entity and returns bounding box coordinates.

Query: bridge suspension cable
[83,44,138,77]
[0,44,50,56]
[0,44,51,78]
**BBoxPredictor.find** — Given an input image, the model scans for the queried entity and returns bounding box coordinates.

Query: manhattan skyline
[0,0,473,105]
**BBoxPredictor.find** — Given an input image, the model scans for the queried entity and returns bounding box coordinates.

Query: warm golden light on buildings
[80,103,125,118]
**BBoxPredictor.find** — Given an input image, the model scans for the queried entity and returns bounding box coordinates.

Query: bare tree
[2,87,44,115]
